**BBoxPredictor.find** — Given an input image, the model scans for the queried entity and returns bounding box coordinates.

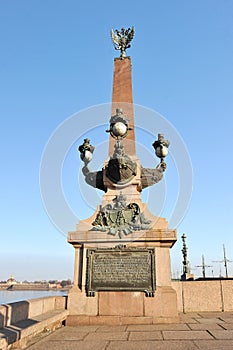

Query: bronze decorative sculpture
[78,109,170,193]
[111,27,135,58]
[77,29,170,237]
[91,192,151,239]
[105,140,137,185]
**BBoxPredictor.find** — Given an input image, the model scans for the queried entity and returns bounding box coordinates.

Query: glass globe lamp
[112,122,128,137]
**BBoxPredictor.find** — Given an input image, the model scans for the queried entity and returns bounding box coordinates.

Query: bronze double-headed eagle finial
[111,26,134,58]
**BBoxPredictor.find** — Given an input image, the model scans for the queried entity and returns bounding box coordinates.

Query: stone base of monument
[67,288,178,325]
[67,222,179,325]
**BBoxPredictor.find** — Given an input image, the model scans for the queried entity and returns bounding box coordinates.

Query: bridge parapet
[0,296,68,349]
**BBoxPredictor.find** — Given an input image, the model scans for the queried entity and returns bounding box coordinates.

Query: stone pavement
[24,312,233,350]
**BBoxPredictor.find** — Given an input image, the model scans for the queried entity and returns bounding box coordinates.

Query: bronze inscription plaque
[86,247,155,297]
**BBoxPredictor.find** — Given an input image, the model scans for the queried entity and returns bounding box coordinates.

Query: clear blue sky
[1,0,233,281]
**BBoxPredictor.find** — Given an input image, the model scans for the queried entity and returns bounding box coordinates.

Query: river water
[0,290,68,305]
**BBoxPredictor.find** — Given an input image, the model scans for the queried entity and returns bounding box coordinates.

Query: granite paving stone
[220,323,233,330]
[49,332,89,341]
[128,331,163,340]
[187,322,224,330]
[68,325,99,332]
[197,312,226,318]
[22,313,233,350]
[180,313,201,318]
[127,324,164,331]
[162,330,213,340]
[107,340,199,350]
[198,312,233,318]
[178,316,199,324]
[27,340,109,350]
[126,324,189,331]
[194,317,225,324]
[219,317,233,323]
[95,325,127,332]
[84,331,128,341]
[208,329,233,339]
[146,324,190,331]
[193,339,233,350]
[45,331,88,341]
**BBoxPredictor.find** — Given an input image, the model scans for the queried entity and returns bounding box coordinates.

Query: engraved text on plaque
[86,247,155,297]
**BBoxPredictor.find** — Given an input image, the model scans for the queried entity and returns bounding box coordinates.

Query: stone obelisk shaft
[109,57,136,157]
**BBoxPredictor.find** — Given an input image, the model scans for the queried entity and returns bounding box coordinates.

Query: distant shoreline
[0,284,70,291]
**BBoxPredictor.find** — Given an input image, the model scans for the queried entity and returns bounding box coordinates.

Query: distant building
[6,275,17,285]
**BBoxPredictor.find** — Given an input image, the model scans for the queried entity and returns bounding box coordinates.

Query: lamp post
[181,233,194,281]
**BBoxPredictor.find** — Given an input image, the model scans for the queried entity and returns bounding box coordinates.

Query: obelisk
[109,57,136,157]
